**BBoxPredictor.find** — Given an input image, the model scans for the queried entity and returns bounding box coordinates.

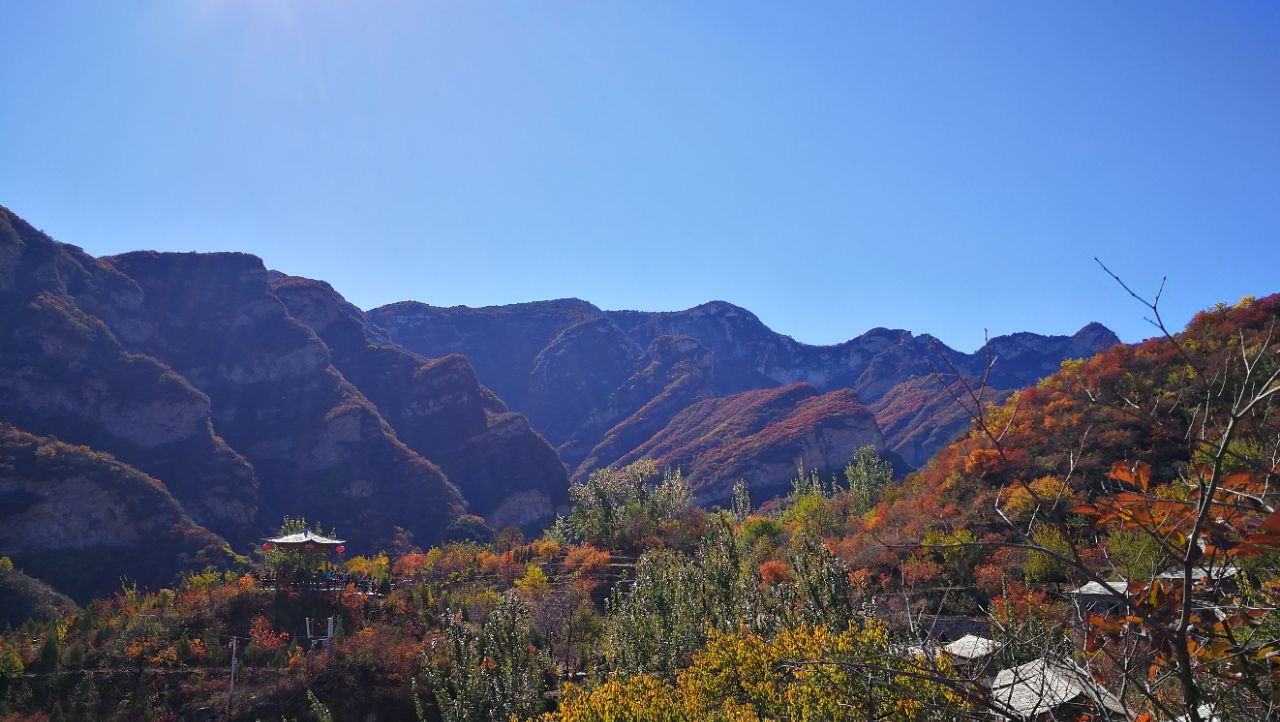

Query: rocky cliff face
[0,206,258,541]
[0,424,230,603]
[566,335,715,479]
[526,317,642,443]
[269,275,569,529]
[370,299,601,411]
[102,253,467,549]
[370,297,1119,485]
[613,384,885,505]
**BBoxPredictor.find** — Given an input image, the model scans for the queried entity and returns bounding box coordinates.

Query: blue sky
[2,2,1278,350]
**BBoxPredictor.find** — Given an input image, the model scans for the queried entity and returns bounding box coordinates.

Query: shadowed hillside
[370,297,1119,487]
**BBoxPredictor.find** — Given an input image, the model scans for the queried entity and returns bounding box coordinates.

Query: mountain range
[0,204,1118,600]
[369,298,1117,492]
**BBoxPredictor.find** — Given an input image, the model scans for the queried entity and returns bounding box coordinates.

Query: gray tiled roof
[990,657,1125,719]
[944,634,995,660]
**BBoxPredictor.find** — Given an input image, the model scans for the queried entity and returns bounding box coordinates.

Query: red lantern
[336,545,346,555]
[262,543,273,551]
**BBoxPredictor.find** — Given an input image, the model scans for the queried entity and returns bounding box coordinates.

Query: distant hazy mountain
[369,298,1119,481]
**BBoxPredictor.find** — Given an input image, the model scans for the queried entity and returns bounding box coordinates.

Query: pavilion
[262,530,346,554]
[261,531,348,589]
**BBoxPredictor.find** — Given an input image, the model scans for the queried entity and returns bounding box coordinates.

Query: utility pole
[227,637,239,717]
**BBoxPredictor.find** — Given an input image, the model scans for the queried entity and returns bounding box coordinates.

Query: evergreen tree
[35,624,59,673]
[844,445,893,513]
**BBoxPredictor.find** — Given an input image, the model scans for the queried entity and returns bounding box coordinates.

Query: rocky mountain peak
[688,299,757,320]
[1070,321,1123,352]
[109,250,270,296]
[846,327,917,353]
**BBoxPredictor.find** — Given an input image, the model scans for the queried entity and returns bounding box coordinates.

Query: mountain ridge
[368,297,1120,484]
[379,296,1111,357]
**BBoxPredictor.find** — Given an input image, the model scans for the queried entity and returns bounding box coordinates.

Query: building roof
[889,641,934,659]
[990,657,1125,719]
[1172,704,1219,722]
[265,530,346,545]
[1155,564,1239,581]
[944,634,996,660]
[1067,565,1239,599]
[1068,580,1129,597]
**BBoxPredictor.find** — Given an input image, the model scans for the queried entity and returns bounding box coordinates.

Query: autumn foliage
[2,293,1278,721]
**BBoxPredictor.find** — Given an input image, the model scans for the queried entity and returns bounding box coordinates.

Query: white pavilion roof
[265,530,346,545]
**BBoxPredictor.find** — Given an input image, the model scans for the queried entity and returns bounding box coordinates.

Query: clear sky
[2,2,1278,350]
